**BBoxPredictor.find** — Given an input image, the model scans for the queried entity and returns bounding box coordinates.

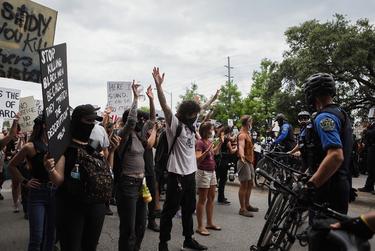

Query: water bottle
[228,166,235,182]
[71,164,80,180]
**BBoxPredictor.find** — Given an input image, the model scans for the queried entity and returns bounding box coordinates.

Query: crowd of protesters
[0,67,374,251]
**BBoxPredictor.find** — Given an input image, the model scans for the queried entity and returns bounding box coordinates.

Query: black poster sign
[39,43,70,160]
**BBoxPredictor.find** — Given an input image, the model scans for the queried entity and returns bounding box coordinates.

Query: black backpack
[65,145,113,204]
[154,124,183,183]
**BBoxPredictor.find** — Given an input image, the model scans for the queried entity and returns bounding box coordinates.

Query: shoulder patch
[319,118,335,132]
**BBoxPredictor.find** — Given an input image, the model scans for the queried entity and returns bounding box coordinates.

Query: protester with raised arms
[153,67,208,251]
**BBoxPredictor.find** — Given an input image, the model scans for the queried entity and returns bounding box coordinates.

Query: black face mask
[71,121,95,142]
[178,115,197,133]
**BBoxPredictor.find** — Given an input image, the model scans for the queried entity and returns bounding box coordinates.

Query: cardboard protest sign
[0,0,57,83]
[35,99,43,115]
[19,96,37,132]
[107,81,132,116]
[39,43,70,161]
[0,87,20,119]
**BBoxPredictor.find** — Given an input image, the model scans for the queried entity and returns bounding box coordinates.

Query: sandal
[196,229,210,236]
[206,225,221,231]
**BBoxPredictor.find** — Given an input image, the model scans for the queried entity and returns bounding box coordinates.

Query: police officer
[303,73,353,215]
[287,111,311,171]
[273,113,296,152]
[358,110,375,193]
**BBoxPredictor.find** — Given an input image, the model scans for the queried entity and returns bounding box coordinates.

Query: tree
[272,14,375,117]
[178,82,207,106]
[212,81,243,123]
[243,59,279,133]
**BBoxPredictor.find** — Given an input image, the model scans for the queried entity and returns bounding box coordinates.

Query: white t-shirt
[90,124,110,149]
[166,115,197,175]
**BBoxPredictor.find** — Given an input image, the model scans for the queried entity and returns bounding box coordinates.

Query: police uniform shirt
[314,112,342,151]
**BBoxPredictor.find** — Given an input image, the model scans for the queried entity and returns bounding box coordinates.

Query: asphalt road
[0,176,375,251]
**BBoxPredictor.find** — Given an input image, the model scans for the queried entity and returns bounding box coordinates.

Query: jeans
[56,197,106,251]
[146,174,157,221]
[27,186,56,251]
[116,176,147,251]
[216,161,229,201]
[159,172,196,243]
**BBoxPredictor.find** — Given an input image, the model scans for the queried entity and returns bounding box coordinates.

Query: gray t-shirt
[166,115,197,175]
[122,131,145,176]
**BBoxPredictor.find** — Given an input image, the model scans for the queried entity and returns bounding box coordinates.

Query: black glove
[298,181,316,207]
[339,216,374,240]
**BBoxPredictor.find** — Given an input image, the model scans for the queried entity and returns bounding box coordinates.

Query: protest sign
[0,0,57,83]
[0,87,20,119]
[39,43,70,161]
[227,119,234,128]
[19,96,38,132]
[35,99,43,115]
[107,81,132,116]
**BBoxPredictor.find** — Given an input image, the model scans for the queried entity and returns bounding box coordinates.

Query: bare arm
[227,141,237,154]
[195,144,213,162]
[146,124,157,149]
[120,80,139,144]
[8,144,31,183]
[309,148,344,188]
[238,134,246,162]
[152,67,172,126]
[44,155,65,186]
[0,117,19,150]
[107,135,121,168]
[146,85,156,122]
[201,89,220,112]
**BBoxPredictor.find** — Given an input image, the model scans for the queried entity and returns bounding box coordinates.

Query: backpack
[154,124,183,183]
[66,145,113,204]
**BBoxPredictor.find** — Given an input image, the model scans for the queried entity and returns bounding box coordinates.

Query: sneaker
[0,193,4,200]
[147,220,160,232]
[239,209,254,217]
[218,199,231,205]
[247,205,259,212]
[13,206,20,213]
[358,187,374,193]
[182,238,208,250]
[159,242,169,251]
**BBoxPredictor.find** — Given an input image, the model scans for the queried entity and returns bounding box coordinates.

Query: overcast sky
[1,0,374,112]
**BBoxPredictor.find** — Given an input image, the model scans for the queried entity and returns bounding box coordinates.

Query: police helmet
[275,113,287,124]
[297,111,310,118]
[303,73,336,106]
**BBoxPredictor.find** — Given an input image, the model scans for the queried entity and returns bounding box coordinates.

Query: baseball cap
[72,104,103,122]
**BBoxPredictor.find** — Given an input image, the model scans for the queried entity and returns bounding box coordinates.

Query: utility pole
[224,56,233,84]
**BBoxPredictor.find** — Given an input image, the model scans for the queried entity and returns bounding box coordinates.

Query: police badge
[320,118,335,131]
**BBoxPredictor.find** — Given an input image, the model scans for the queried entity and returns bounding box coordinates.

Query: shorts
[237,160,255,182]
[196,169,217,189]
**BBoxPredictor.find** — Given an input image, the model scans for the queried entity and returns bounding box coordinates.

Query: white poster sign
[227,119,234,128]
[107,81,132,116]
[19,96,38,132]
[35,99,44,115]
[0,87,20,119]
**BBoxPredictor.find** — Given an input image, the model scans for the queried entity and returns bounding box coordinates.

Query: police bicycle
[251,168,371,251]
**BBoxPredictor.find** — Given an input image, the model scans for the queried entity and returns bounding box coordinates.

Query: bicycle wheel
[256,193,287,248]
[255,158,272,188]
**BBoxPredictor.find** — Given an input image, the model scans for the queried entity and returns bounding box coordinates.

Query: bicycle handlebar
[263,154,306,176]
[255,168,352,222]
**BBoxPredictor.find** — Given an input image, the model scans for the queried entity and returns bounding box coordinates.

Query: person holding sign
[56,104,119,251]
[8,115,64,251]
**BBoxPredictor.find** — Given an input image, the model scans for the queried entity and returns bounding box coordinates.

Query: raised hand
[146,85,154,100]
[152,67,165,87]
[132,80,140,99]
